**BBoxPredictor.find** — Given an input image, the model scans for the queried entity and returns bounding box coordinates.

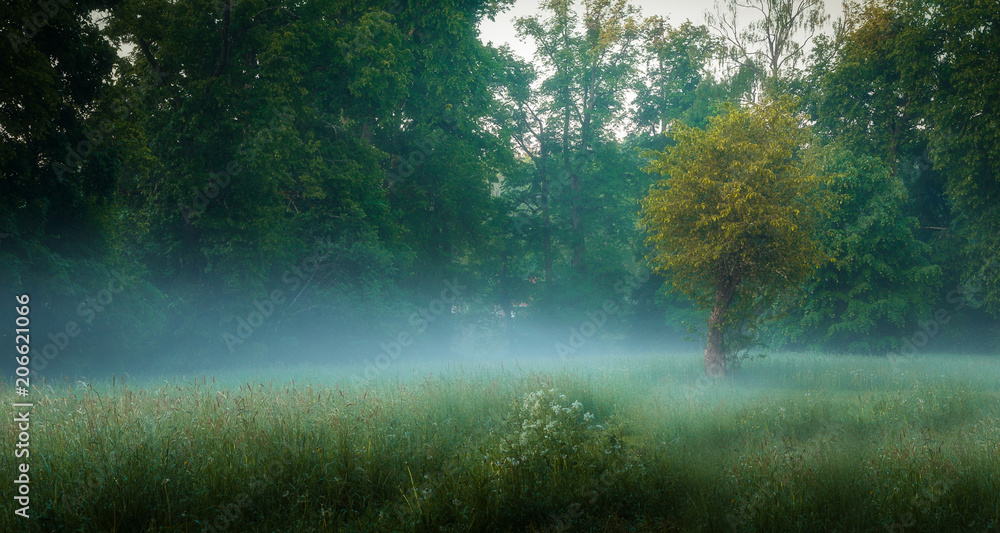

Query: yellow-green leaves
[640,98,825,313]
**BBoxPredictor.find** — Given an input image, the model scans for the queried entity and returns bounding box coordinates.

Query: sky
[477,0,846,63]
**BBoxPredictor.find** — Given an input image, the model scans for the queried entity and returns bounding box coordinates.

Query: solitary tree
[640,99,825,377]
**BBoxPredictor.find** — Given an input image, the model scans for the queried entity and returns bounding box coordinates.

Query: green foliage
[483,0,663,350]
[777,144,941,352]
[1,0,997,369]
[107,0,408,294]
[92,0,518,362]
[641,98,826,327]
[818,0,1000,316]
[914,0,1000,314]
[0,0,117,268]
[501,387,600,461]
[631,19,721,135]
[0,0,175,372]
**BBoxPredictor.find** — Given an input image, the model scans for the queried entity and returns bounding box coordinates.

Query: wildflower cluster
[500,388,599,463]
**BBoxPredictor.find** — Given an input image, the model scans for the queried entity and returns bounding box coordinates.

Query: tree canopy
[641,98,826,376]
[0,0,996,376]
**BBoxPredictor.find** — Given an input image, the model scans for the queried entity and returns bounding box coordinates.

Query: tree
[819,0,1000,317]
[0,0,174,373]
[816,0,929,176]
[640,98,825,377]
[908,0,1000,315]
[631,18,722,137]
[101,0,515,360]
[777,143,941,353]
[381,0,514,290]
[106,0,412,293]
[513,0,643,274]
[707,0,829,99]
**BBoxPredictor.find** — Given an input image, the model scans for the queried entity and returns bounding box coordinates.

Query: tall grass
[1,352,998,532]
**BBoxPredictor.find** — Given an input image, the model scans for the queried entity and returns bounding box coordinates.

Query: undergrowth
[1,352,998,532]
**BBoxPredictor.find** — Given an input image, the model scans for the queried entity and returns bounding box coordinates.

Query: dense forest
[2,0,998,378]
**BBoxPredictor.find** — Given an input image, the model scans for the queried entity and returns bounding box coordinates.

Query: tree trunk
[570,170,584,272]
[705,277,737,378]
[540,162,553,283]
[499,262,516,355]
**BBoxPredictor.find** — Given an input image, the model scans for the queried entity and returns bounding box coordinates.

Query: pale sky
[478,0,846,63]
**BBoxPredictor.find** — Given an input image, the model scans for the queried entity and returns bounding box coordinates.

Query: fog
[2,0,998,530]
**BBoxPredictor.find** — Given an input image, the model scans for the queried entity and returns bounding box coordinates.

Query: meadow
[2,351,999,532]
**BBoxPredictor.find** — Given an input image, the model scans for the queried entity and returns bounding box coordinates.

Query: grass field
[2,351,999,532]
